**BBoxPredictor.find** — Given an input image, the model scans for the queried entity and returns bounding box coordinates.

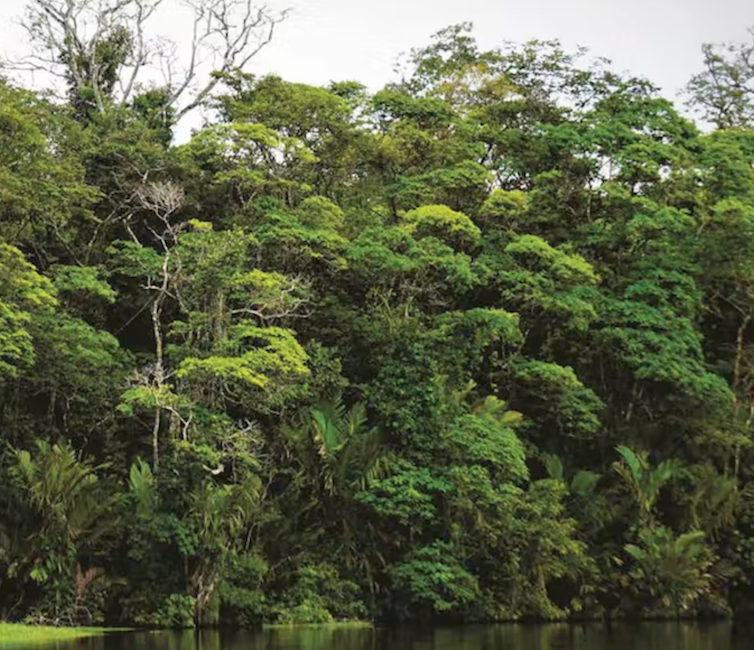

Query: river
[2,622,752,650]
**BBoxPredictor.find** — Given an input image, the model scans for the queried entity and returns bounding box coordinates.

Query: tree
[277,395,387,578]
[6,440,120,622]
[621,527,716,616]
[613,445,678,526]
[188,474,261,623]
[4,19,754,626]
[4,0,288,121]
[686,28,754,128]
[0,81,98,258]
[0,244,57,381]
[110,180,186,471]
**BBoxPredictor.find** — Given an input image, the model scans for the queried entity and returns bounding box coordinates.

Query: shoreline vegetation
[0,624,108,644]
[262,621,374,628]
[4,0,754,630]
[0,621,372,645]
[0,615,737,634]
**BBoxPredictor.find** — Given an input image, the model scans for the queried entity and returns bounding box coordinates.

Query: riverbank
[0,623,107,645]
[263,621,373,629]
[0,621,371,643]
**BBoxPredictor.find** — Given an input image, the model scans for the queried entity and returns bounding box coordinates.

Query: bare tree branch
[170,0,289,119]
[2,0,288,122]
[136,180,185,217]
[686,28,754,128]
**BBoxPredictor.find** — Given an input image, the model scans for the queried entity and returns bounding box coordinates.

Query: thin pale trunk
[214,293,225,345]
[733,314,751,481]
[48,388,57,428]
[151,407,161,472]
[732,315,750,394]
[537,565,547,600]
[169,409,180,443]
[151,296,164,472]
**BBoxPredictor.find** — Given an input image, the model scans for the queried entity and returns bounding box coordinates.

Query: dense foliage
[3,14,754,626]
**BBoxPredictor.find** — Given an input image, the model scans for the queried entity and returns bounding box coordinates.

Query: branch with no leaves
[2,0,289,121]
[136,180,185,218]
[5,0,164,109]
[168,0,289,118]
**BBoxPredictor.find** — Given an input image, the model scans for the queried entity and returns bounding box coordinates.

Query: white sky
[255,0,754,95]
[0,0,752,139]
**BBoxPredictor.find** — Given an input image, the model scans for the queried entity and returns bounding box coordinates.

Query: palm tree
[9,440,121,620]
[126,456,262,625]
[624,526,715,614]
[189,474,261,624]
[279,395,389,574]
[614,445,678,525]
[282,395,387,502]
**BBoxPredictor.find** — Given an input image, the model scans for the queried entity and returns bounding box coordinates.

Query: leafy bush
[388,542,480,620]
[132,594,196,628]
[219,553,268,627]
[269,563,367,623]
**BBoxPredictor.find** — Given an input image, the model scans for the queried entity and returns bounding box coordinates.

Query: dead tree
[3,0,288,120]
[126,180,186,471]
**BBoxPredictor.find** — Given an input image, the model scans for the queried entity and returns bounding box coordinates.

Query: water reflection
[1,622,748,650]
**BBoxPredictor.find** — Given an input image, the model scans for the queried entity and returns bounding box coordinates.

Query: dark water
[3,623,753,650]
